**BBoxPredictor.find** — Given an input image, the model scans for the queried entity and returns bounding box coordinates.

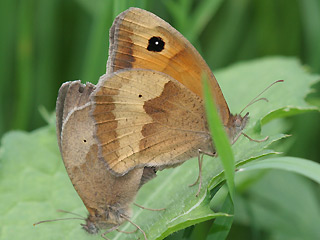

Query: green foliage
[233,170,320,240]
[1,0,320,239]
[241,157,320,184]
[1,57,319,239]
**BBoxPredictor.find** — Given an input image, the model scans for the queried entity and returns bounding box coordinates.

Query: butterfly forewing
[107,7,231,125]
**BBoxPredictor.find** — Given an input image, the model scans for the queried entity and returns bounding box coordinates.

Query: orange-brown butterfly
[90,7,250,183]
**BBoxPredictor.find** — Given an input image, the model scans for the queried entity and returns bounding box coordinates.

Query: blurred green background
[1,0,319,239]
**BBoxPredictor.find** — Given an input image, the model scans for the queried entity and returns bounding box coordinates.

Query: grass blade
[203,74,235,201]
[186,0,223,42]
[14,0,35,130]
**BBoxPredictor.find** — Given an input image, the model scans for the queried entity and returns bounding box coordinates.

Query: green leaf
[208,56,319,192]
[208,133,286,192]
[234,170,320,240]
[207,192,234,239]
[0,127,228,240]
[239,157,320,184]
[215,57,319,127]
[153,192,229,240]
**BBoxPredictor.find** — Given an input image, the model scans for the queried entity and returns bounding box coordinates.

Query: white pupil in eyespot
[155,41,159,45]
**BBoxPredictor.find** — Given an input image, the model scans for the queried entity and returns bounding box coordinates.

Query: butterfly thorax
[225,113,249,142]
[82,205,129,234]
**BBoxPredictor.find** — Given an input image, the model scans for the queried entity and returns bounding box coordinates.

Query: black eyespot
[83,139,87,143]
[138,94,142,98]
[147,36,165,52]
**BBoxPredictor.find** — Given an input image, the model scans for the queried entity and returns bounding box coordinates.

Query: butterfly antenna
[33,210,86,226]
[56,209,86,218]
[134,203,166,211]
[33,217,85,226]
[239,80,284,115]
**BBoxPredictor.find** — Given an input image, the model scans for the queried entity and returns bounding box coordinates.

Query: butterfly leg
[120,214,148,240]
[116,227,138,234]
[231,130,269,145]
[134,203,166,211]
[190,150,216,197]
[101,225,119,240]
[241,132,269,142]
[188,153,203,187]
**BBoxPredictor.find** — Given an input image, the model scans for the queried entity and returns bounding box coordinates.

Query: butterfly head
[226,112,249,142]
[81,206,127,234]
[81,217,100,234]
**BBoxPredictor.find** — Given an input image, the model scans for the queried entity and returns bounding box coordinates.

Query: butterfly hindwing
[91,69,212,176]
